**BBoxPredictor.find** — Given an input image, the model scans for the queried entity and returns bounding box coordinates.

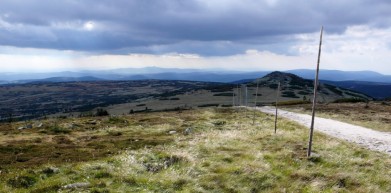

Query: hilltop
[245,71,372,104]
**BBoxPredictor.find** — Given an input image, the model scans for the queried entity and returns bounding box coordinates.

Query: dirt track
[257,106,391,155]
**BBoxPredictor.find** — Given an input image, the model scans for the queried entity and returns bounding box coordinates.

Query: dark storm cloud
[0,0,390,55]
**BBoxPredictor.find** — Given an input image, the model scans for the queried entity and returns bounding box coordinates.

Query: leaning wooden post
[274,81,280,134]
[253,79,260,125]
[307,26,324,157]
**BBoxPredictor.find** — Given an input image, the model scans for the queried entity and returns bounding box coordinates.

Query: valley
[0,72,372,122]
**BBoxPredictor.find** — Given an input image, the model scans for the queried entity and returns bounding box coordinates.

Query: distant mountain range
[1,67,390,99]
[321,80,391,99]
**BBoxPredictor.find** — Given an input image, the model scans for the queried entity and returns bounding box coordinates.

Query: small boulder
[18,126,27,130]
[35,123,43,128]
[168,130,177,135]
[184,128,192,135]
[87,120,97,125]
[26,124,33,129]
[62,182,90,189]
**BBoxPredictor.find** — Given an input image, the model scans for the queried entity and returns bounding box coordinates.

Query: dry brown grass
[1,108,390,192]
[282,102,391,132]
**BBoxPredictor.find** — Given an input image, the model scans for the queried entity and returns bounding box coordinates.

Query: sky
[1,0,391,74]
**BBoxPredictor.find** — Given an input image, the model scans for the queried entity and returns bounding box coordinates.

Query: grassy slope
[281,102,391,132]
[0,108,390,192]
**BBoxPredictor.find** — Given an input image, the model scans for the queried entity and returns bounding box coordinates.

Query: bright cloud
[0,0,391,74]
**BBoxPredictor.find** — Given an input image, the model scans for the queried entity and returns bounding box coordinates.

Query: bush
[213,93,235,96]
[272,100,311,106]
[48,126,71,134]
[282,91,300,98]
[198,104,219,107]
[333,98,367,103]
[298,90,310,95]
[7,175,37,188]
[96,108,109,116]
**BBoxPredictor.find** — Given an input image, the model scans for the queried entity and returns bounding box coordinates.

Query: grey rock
[374,141,383,145]
[184,127,192,135]
[63,182,90,189]
[35,123,43,128]
[65,123,77,129]
[26,124,33,129]
[168,130,177,135]
[17,126,26,130]
[87,120,97,125]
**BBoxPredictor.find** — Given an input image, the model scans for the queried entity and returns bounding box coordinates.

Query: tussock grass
[0,108,390,192]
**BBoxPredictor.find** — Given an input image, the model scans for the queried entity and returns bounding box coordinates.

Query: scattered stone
[26,124,33,129]
[374,141,383,145]
[308,153,322,163]
[65,123,77,129]
[35,123,43,128]
[62,182,90,189]
[87,120,97,125]
[184,127,192,135]
[168,130,177,135]
[17,126,27,130]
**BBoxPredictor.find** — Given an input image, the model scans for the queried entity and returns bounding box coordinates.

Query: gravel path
[257,106,391,155]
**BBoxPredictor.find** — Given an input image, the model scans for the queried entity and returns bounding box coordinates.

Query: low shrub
[333,98,367,103]
[198,104,219,107]
[48,126,71,134]
[95,109,109,116]
[272,100,311,106]
[213,93,235,96]
[7,175,37,188]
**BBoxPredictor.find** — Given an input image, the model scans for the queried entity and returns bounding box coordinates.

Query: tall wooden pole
[307,26,324,157]
[274,82,280,134]
[253,80,259,125]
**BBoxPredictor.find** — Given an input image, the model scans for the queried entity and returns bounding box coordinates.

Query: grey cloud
[0,0,390,55]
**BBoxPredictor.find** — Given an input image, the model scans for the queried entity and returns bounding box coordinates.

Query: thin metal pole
[232,86,235,107]
[245,86,248,118]
[274,82,280,134]
[239,85,242,106]
[308,26,324,157]
[245,86,248,107]
[236,84,239,106]
[253,80,259,125]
